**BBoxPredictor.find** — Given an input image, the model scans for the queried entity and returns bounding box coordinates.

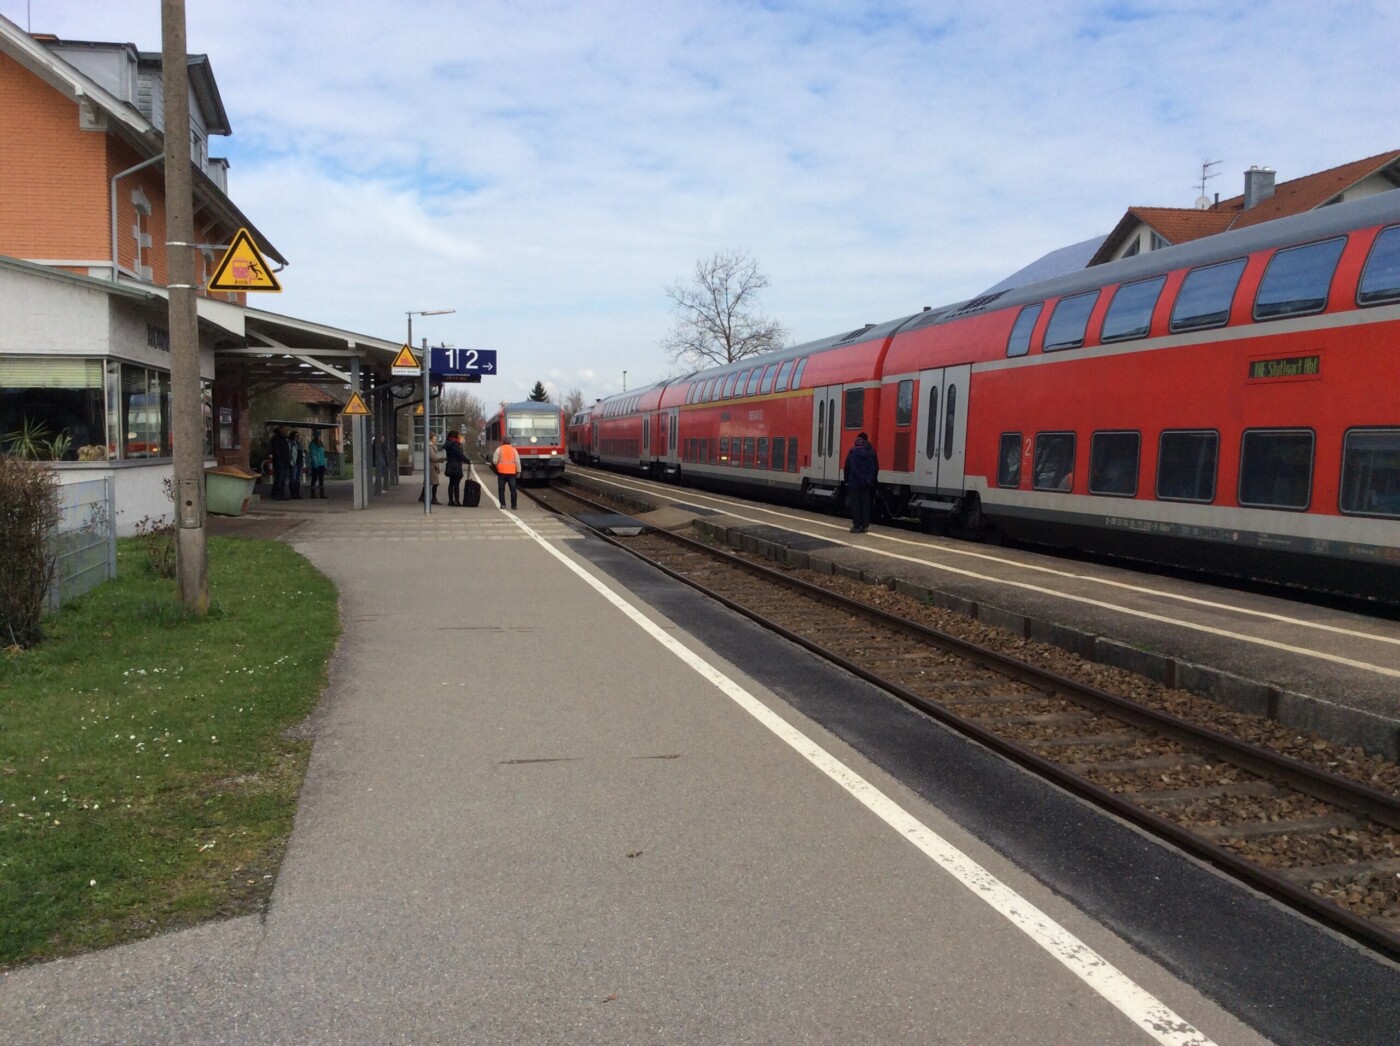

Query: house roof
[1089,149,1400,265]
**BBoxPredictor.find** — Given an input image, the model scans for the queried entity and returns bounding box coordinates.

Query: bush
[0,457,61,648]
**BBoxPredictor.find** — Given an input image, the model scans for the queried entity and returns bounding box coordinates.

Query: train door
[665,409,680,475]
[809,385,841,484]
[913,365,970,493]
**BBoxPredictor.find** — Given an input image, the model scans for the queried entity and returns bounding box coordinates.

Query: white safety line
[503,507,1220,1046]
[587,472,1400,678]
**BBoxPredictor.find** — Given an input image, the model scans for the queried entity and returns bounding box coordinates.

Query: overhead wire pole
[162,0,208,613]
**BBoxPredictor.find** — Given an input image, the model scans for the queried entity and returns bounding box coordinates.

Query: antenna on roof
[1194,159,1221,209]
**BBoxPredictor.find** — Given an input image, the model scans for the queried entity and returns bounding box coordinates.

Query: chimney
[1243,165,1276,210]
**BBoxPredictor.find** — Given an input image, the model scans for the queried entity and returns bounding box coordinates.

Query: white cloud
[4,0,1398,401]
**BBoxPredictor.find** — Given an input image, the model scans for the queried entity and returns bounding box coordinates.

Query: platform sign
[430,347,496,378]
[342,391,371,416]
[390,344,421,377]
[208,228,281,292]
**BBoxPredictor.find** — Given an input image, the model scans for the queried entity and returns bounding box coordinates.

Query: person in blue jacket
[843,431,879,534]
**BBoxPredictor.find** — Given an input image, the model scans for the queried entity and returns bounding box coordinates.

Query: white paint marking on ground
[585,472,1400,676]
[505,508,1219,1046]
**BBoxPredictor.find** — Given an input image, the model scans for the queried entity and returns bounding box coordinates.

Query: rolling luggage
[461,465,482,507]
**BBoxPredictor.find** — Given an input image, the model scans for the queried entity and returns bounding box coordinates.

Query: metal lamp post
[406,309,455,513]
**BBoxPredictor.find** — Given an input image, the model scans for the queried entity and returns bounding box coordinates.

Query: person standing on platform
[843,431,879,534]
[270,426,291,500]
[419,432,444,504]
[307,431,328,498]
[492,435,520,509]
[443,430,469,506]
[373,434,392,492]
[287,431,304,499]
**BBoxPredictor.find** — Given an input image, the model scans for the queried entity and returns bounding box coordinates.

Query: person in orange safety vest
[492,436,520,509]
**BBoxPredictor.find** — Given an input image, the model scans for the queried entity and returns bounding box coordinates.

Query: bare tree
[662,250,787,369]
[562,388,585,417]
[439,388,488,458]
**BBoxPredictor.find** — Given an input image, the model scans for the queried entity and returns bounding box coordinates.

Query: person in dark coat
[843,431,879,534]
[443,430,469,505]
[269,426,291,500]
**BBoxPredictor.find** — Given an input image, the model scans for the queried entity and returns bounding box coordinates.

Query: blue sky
[3,1,1396,405]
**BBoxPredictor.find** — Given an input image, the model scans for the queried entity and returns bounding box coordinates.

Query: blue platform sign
[430,347,497,378]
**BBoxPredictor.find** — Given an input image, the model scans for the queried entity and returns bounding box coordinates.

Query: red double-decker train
[573,191,1400,600]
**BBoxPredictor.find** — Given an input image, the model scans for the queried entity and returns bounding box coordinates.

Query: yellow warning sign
[390,344,421,376]
[414,403,424,415]
[342,391,371,416]
[207,228,281,292]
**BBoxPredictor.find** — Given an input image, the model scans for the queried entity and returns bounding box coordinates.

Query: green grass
[0,536,339,970]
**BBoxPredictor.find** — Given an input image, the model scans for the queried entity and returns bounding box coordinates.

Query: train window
[997,433,1021,487]
[1170,258,1247,332]
[709,377,721,401]
[943,385,957,461]
[1340,429,1400,517]
[1043,291,1098,351]
[791,357,808,390]
[788,436,799,472]
[924,387,939,459]
[844,388,865,429]
[746,369,763,396]
[722,373,739,398]
[1254,237,1346,320]
[719,436,730,463]
[1238,429,1313,510]
[734,370,750,397]
[757,437,769,467]
[895,380,913,426]
[1102,276,1166,342]
[1358,225,1400,305]
[775,360,794,392]
[772,437,786,471]
[1156,430,1218,502]
[741,437,754,467]
[1089,431,1140,496]
[1006,303,1042,357]
[1032,433,1075,491]
[759,364,777,394]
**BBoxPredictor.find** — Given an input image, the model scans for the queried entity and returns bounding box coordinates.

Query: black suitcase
[461,470,482,507]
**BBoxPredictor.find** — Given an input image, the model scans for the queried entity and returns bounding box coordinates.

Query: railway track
[530,481,1400,959]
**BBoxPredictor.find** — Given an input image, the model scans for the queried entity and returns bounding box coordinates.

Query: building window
[115,363,173,460]
[0,357,106,460]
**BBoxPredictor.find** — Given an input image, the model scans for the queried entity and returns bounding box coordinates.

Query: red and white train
[484,401,568,481]
[573,191,1400,600]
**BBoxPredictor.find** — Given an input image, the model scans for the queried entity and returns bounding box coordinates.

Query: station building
[0,15,406,532]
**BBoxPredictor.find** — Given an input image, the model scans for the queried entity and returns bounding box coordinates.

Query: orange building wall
[0,54,111,261]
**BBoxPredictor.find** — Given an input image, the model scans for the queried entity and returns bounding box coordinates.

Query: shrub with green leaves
[0,456,61,648]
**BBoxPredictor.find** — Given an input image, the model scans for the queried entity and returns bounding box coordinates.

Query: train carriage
[484,401,568,481]
[576,190,1400,599]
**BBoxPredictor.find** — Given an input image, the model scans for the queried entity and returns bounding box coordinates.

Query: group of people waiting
[268,426,327,501]
[421,430,520,509]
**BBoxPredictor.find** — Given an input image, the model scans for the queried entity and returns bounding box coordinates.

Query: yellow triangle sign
[207,227,281,292]
[391,344,421,374]
[342,391,371,416]
[414,403,424,415]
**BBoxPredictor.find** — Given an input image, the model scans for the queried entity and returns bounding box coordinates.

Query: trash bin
[205,466,259,516]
